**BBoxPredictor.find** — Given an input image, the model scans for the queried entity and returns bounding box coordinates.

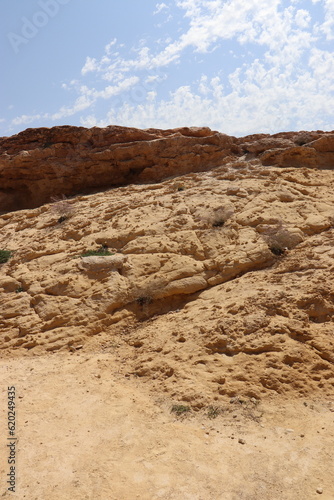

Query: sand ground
[1,349,333,500]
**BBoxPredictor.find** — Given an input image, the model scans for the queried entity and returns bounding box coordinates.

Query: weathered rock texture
[0,125,237,212]
[0,125,333,213]
[1,129,334,405]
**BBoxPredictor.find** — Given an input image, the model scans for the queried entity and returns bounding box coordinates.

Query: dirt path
[0,351,333,499]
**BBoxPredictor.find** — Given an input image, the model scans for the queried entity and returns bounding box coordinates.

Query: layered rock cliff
[0,125,333,213]
[0,125,236,212]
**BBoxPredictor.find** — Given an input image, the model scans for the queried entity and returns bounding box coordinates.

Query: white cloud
[145,75,160,83]
[79,115,108,128]
[51,95,94,120]
[154,3,169,15]
[107,68,333,135]
[308,48,334,86]
[105,38,117,55]
[20,76,141,125]
[11,114,44,126]
[147,91,157,101]
[295,9,311,28]
[321,0,334,39]
[68,1,334,133]
[6,0,334,136]
[77,0,316,80]
[91,76,140,99]
[81,56,99,75]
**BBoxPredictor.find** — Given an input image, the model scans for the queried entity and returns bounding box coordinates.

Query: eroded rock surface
[1,150,334,404]
[0,125,237,212]
[0,125,333,212]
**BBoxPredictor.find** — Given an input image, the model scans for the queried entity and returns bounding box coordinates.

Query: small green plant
[0,250,12,264]
[229,396,262,421]
[207,405,221,419]
[171,404,191,417]
[80,245,114,257]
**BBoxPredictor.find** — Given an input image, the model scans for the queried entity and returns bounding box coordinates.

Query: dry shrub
[261,221,302,254]
[50,195,74,222]
[198,205,235,228]
[130,277,167,307]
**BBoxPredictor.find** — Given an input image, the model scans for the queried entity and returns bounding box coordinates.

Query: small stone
[238,438,246,445]
[316,487,323,494]
[300,434,305,438]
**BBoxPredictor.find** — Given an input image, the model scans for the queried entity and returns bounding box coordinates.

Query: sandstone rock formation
[1,126,334,405]
[0,125,333,213]
[0,125,237,212]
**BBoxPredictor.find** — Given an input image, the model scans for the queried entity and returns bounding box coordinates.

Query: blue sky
[1,0,333,137]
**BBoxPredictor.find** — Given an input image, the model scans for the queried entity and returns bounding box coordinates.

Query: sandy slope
[0,350,333,499]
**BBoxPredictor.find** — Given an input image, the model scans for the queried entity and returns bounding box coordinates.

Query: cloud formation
[8,0,334,135]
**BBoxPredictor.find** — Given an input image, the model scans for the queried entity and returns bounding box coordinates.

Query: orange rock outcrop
[1,125,333,213]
